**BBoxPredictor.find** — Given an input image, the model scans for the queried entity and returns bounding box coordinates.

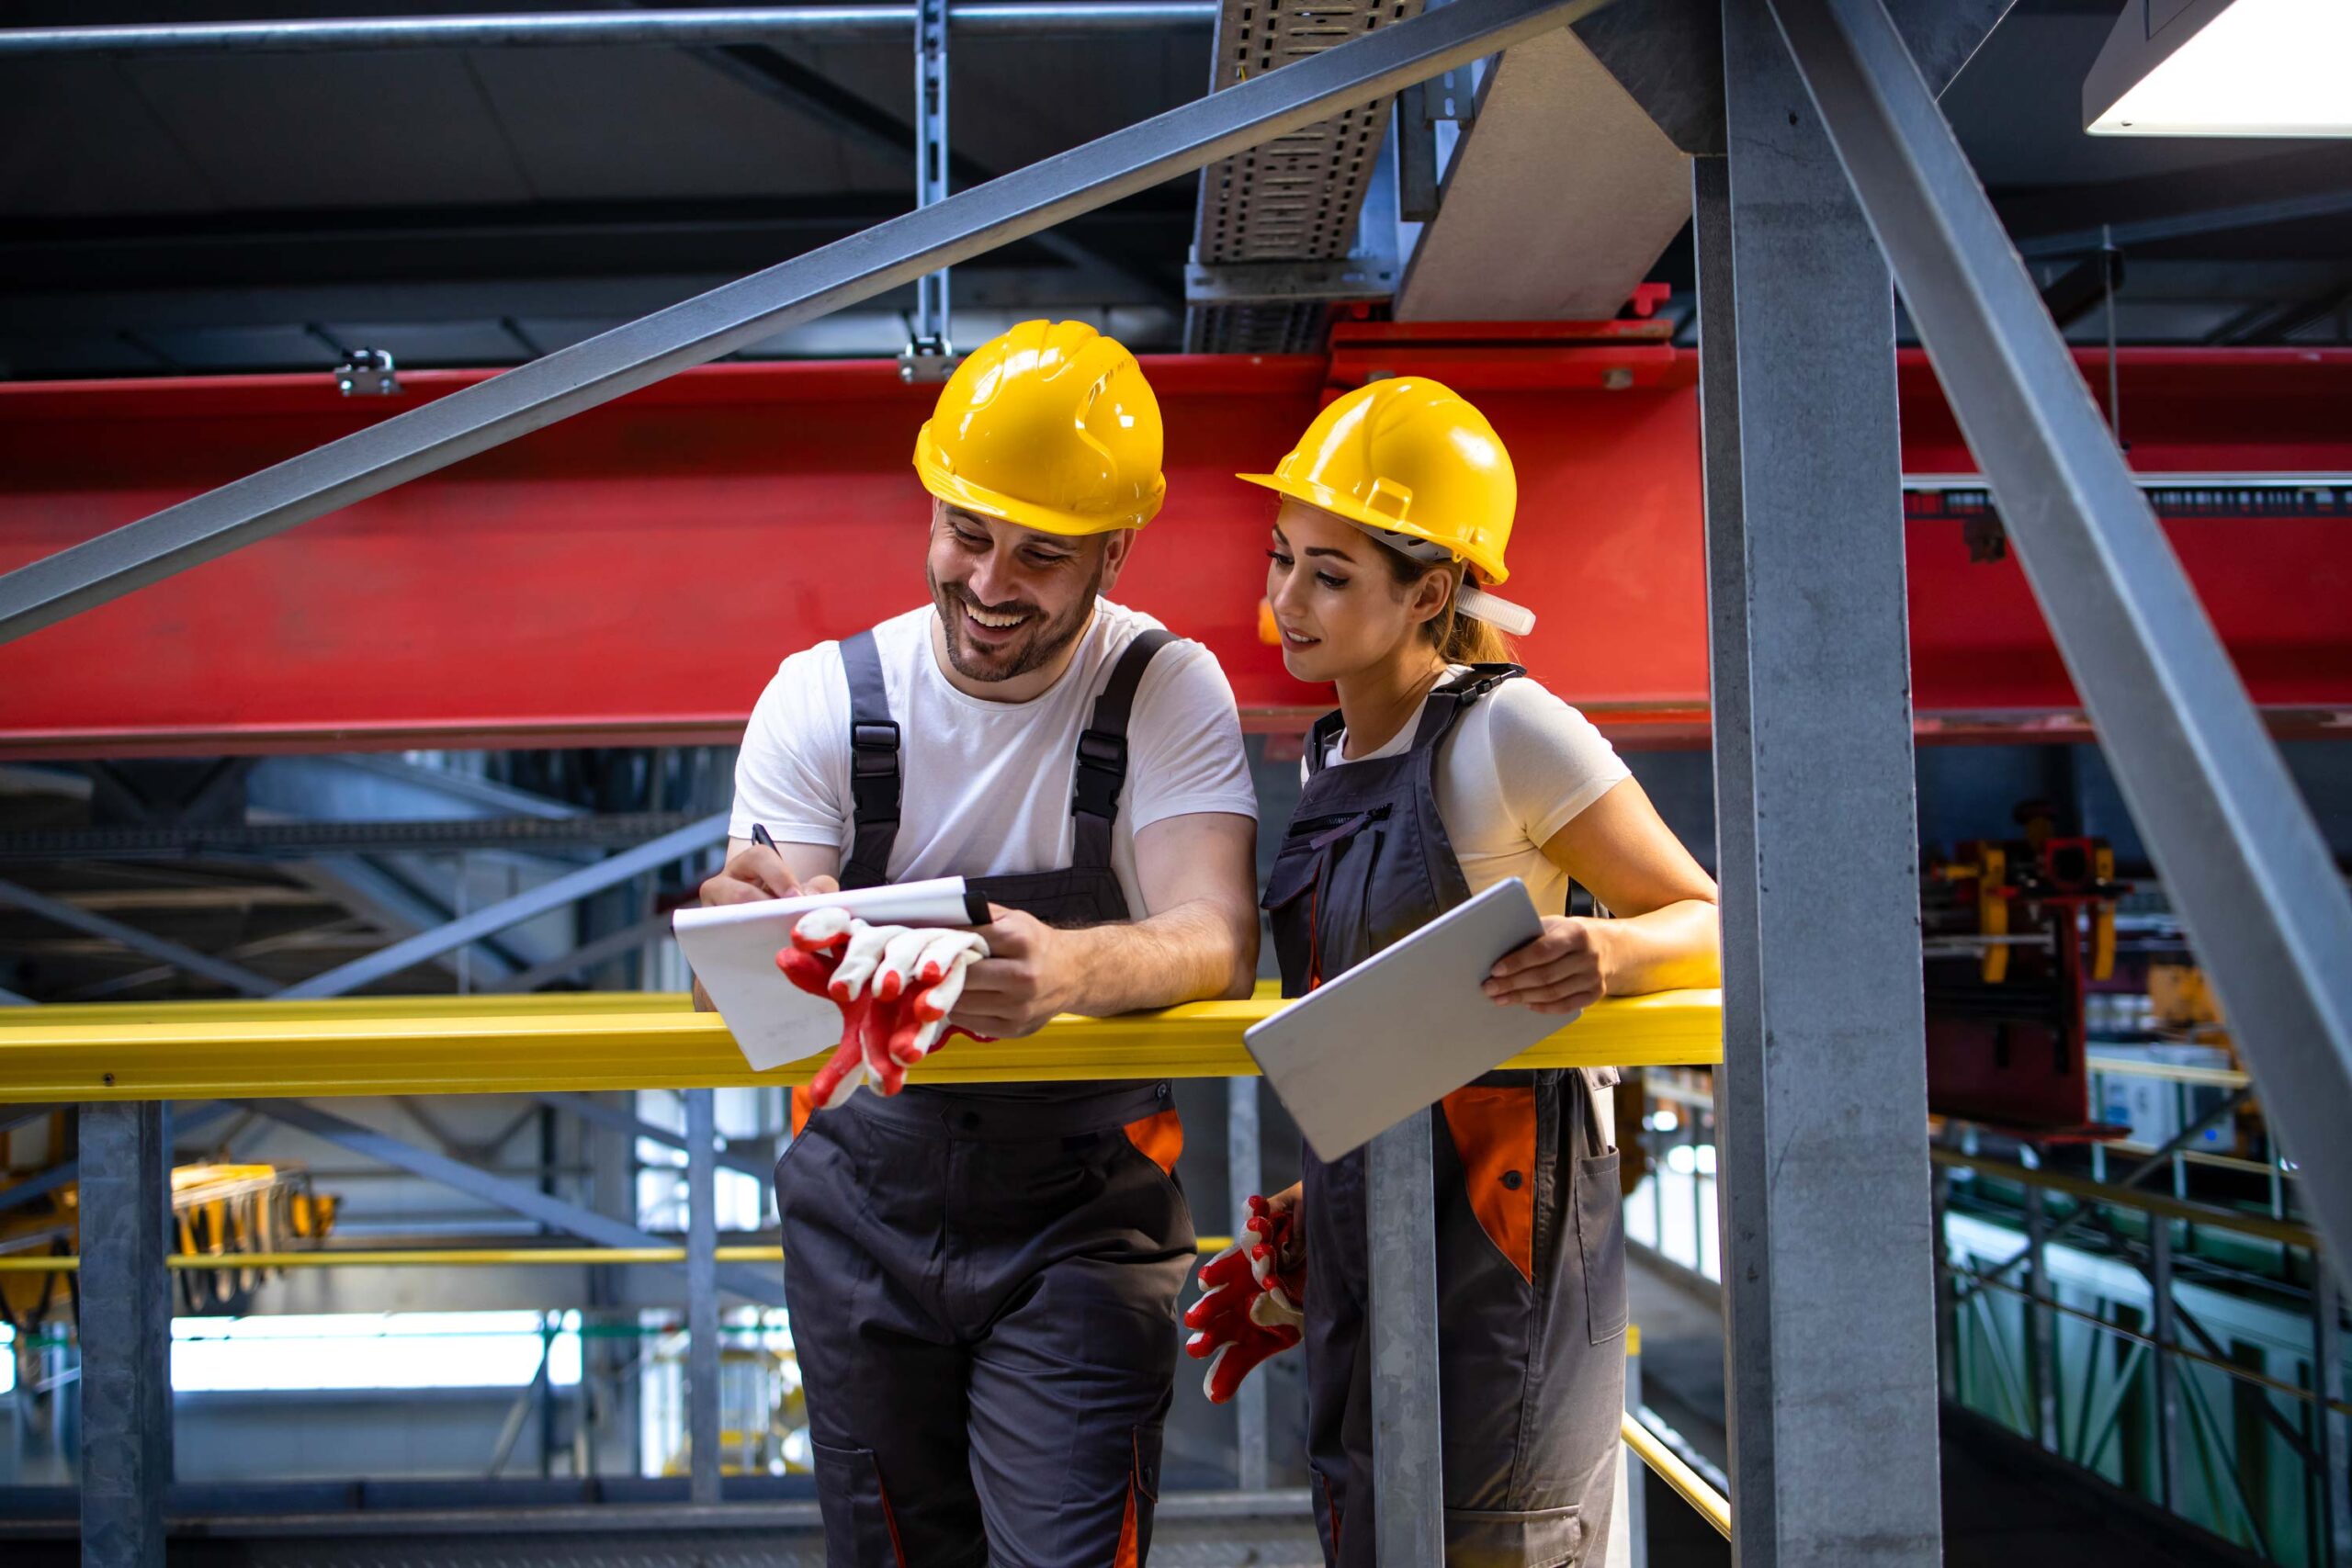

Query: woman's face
[1264,499,1445,683]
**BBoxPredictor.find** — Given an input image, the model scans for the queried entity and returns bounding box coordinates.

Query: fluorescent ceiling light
[2085,0,2352,138]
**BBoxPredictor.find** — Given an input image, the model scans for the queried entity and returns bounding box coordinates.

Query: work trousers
[777,1081,1193,1566]
[1302,1068,1627,1567]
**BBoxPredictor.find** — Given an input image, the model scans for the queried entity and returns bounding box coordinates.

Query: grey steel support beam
[1765,0,2352,1266]
[685,1089,722,1505]
[2319,1261,2349,1562]
[0,6,1220,56]
[0,878,273,996]
[278,815,725,998]
[537,1090,772,1180]
[0,0,1602,646]
[1692,147,1772,1551]
[1366,1112,1443,1563]
[0,1103,236,1216]
[2023,1185,2059,1450]
[487,915,674,994]
[2150,1218,2182,1510]
[1702,2,1943,1561]
[1226,1077,1269,1491]
[908,0,954,363]
[77,1101,173,1568]
[234,1098,786,1303]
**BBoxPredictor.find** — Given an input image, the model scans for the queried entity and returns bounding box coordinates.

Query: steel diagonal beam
[1764,0,2352,1266]
[486,915,674,993]
[236,1098,785,1303]
[277,813,726,998]
[536,1090,772,1179]
[0,0,1600,645]
[0,877,274,996]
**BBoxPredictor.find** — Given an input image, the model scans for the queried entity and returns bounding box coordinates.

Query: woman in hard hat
[1189,378,1721,1565]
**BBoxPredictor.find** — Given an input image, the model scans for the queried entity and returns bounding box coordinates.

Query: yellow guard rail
[0,986,1723,1101]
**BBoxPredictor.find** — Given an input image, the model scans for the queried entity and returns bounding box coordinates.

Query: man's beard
[929,555,1106,683]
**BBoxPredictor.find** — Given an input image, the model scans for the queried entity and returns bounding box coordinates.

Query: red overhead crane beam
[0,343,2345,760]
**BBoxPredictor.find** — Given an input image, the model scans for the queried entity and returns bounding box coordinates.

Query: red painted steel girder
[0,345,2345,759]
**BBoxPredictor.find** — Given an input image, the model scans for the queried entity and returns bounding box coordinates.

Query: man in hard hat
[696,320,1261,1562]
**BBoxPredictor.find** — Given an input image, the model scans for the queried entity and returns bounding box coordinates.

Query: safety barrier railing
[1931,1145,2346,1562]
[0,986,1727,1550]
[0,986,1722,1100]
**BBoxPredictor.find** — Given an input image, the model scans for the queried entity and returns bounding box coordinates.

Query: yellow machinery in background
[1,1148,338,1332]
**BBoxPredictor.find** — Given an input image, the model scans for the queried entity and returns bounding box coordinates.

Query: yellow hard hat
[912,320,1167,536]
[1238,377,1517,585]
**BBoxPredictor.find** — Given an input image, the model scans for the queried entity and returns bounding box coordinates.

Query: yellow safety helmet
[913,319,1167,536]
[1238,377,1518,586]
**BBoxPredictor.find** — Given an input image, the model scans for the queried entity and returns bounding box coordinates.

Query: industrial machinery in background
[1923,798,2133,1138]
[2,1111,339,1392]
[1921,798,2268,1165]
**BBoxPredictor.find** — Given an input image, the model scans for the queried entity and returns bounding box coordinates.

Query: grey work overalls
[1261,665,1627,1568]
[775,625,1194,1567]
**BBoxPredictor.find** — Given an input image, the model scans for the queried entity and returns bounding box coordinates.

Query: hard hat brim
[1235,470,1510,586]
[918,430,1164,537]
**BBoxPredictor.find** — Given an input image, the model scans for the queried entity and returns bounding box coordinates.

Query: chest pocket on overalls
[1262,806,1389,995]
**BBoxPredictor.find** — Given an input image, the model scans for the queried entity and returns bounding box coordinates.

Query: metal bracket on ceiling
[1184,256,1398,306]
[900,0,957,384]
[334,347,400,397]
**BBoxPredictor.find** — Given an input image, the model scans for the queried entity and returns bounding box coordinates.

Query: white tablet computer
[1244,877,1570,1160]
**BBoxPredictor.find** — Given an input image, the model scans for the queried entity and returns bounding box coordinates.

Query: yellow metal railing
[0,1238,1244,1274]
[1621,1411,1733,1539]
[0,986,1723,1101]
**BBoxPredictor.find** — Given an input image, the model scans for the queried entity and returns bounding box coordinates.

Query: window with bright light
[169,1311,582,1393]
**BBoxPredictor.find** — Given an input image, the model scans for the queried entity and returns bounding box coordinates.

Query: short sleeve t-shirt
[1320,670,1630,915]
[732,600,1258,916]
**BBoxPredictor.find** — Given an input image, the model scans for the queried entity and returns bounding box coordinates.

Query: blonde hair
[1375,544,1515,666]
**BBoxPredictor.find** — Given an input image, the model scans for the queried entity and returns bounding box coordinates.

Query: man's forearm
[1061,900,1258,1016]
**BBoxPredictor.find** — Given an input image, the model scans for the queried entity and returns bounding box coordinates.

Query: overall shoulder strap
[1408,662,1526,750]
[838,630,900,890]
[1303,708,1348,779]
[1070,627,1176,870]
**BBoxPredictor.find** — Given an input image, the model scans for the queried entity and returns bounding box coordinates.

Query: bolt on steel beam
[0,0,1605,647]
[1764,0,2352,1268]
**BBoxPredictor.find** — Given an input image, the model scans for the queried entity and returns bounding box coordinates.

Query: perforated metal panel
[1186,0,1420,352]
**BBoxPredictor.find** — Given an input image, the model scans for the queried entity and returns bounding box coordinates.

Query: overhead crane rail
[0,987,1723,1102]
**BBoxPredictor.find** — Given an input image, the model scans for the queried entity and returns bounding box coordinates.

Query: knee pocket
[1446,1501,1587,1568]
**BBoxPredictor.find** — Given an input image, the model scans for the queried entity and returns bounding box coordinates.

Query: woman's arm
[1483,777,1722,1012]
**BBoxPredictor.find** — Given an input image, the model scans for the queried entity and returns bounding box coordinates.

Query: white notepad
[1245,877,1570,1160]
[673,877,987,1071]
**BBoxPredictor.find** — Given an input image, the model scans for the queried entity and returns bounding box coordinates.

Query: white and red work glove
[1182,1193,1306,1404]
[775,910,990,1108]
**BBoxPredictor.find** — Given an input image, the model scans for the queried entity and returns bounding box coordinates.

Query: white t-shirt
[732,600,1258,915]
[1319,671,1630,915]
